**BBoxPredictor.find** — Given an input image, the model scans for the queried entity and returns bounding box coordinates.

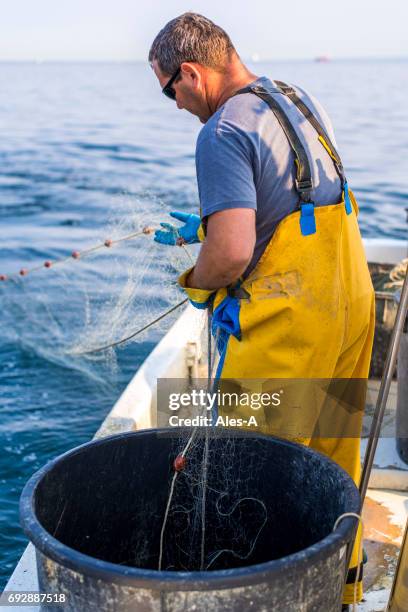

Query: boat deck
[360,489,407,611]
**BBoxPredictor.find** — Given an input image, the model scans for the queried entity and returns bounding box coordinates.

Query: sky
[1,0,407,62]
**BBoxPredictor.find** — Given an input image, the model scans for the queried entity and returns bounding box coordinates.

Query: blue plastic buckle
[300,203,316,236]
[344,181,352,215]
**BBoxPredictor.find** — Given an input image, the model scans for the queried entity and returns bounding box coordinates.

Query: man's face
[152,60,211,124]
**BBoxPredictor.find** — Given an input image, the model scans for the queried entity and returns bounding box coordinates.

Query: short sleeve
[195,126,257,218]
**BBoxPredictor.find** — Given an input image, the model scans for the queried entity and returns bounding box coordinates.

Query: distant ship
[315,55,330,63]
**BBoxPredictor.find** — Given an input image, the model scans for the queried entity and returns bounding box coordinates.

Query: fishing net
[156,427,269,572]
[1,193,270,573]
[0,195,194,384]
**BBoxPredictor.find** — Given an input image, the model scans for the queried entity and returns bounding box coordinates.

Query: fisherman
[149,13,375,609]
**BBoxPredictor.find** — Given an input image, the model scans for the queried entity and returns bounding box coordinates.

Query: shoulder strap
[238,85,313,204]
[237,84,316,235]
[275,80,346,188]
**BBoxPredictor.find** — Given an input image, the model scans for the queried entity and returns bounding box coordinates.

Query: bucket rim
[20,427,361,591]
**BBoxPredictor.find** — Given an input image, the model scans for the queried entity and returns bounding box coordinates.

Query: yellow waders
[179,82,375,605]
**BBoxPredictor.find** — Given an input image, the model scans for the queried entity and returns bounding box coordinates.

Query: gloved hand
[154,211,202,245]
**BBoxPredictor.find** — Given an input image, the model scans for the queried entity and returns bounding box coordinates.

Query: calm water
[0,60,407,588]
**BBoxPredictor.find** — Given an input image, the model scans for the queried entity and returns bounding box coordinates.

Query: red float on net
[104,239,112,247]
[44,261,52,268]
[71,251,80,259]
[173,455,187,472]
[19,269,28,276]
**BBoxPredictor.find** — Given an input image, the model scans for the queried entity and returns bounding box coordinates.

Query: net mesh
[0,196,193,383]
[157,426,269,572]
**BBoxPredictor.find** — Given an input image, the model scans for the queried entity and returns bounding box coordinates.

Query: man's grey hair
[148,13,236,75]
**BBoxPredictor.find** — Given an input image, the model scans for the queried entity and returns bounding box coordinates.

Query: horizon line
[0,55,407,64]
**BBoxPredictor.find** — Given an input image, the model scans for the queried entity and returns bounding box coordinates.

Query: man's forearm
[185,241,251,290]
[184,208,256,290]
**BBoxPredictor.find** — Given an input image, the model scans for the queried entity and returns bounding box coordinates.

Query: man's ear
[180,62,202,90]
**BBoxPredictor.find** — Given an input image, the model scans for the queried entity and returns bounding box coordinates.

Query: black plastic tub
[20,428,360,611]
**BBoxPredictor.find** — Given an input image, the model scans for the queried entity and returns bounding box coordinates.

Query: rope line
[0,227,156,281]
[71,298,189,355]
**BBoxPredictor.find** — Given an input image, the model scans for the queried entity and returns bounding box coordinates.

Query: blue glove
[154,211,202,245]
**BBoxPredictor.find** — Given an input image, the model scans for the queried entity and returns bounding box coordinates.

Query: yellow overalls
[179,82,375,605]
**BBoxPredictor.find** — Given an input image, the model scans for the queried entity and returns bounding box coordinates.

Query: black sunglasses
[162,67,181,100]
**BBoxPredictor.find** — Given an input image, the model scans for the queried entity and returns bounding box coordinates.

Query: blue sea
[0,59,407,589]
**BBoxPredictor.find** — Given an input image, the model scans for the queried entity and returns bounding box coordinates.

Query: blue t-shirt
[195,77,342,276]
